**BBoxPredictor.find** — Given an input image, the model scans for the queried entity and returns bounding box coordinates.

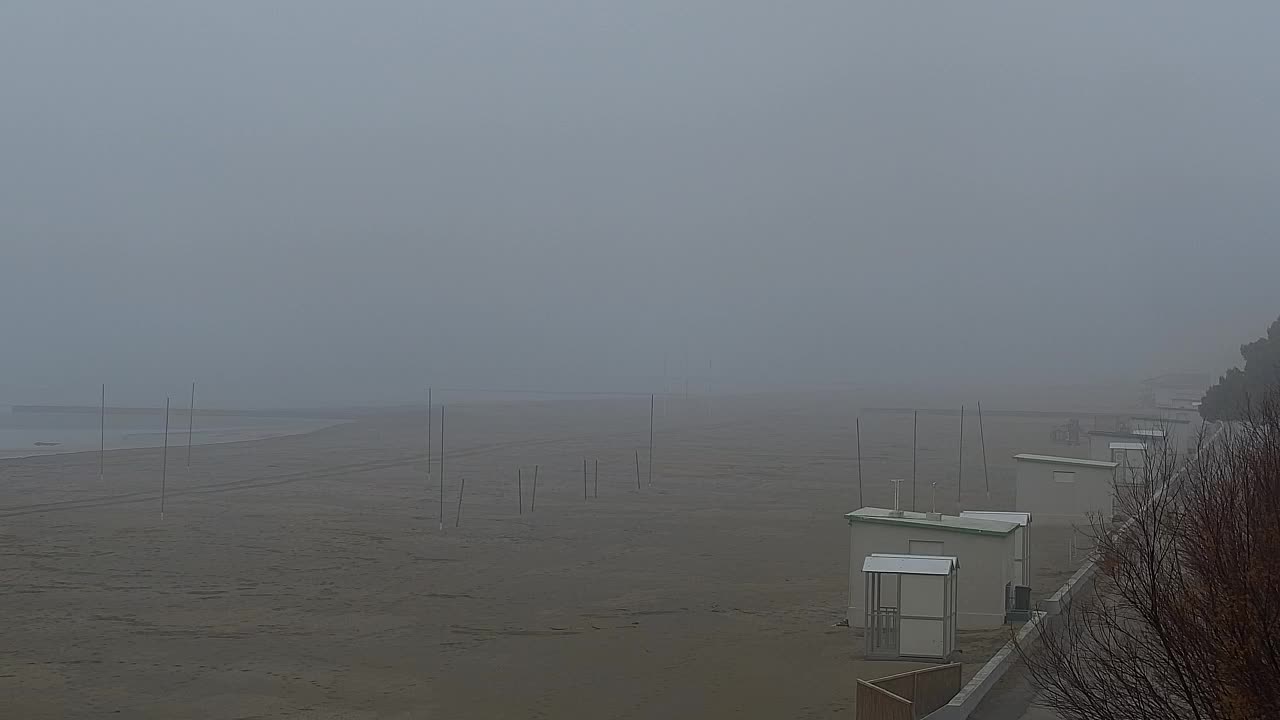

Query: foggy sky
[4,2,1280,407]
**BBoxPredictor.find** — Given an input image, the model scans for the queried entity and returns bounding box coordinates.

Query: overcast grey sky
[3,2,1280,406]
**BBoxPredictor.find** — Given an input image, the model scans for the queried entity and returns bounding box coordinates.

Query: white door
[1013,527,1026,586]
[899,574,945,658]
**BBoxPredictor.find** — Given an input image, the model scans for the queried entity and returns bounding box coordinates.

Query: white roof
[1013,453,1118,469]
[1132,429,1165,437]
[1132,414,1191,425]
[845,507,1019,535]
[960,510,1031,526]
[862,553,958,576]
[1110,442,1146,451]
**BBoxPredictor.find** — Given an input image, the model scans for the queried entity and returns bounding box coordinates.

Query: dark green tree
[1201,316,1280,421]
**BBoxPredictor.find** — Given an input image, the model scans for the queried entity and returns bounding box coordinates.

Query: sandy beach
[0,389,1124,718]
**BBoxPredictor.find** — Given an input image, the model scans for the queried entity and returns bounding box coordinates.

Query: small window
[1053,471,1076,483]
[909,540,944,556]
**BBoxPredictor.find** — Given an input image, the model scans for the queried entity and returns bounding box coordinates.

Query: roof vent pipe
[926,480,942,521]
[889,479,904,517]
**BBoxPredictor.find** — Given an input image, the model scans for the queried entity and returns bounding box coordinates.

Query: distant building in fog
[1087,428,1162,461]
[1013,453,1119,524]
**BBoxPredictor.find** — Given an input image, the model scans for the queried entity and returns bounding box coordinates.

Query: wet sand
[0,390,1112,718]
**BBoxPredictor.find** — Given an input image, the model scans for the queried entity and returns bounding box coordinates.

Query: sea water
[0,407,339,459]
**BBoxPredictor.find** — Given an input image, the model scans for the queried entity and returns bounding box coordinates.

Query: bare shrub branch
[1019,392,1280,720]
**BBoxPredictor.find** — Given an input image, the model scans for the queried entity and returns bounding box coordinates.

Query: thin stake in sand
[978,400,990,500]
[635,450,641,490]
[518,468,523,515]
[594,459,598,499]
[856,417,863,508]
[427,387,432,481]
[531,464,539,512]
[583,457,588,500]
[683,344,689,400]
[455,477,465,528]
[957,404,965,510]
[662,353,668,418]
[439,404,445,531]
[912,409,918,511]
[426,388,433,521]
[648,394,654,487]
[160,397,170,519]
[99,383,105,480]
[706,358,712,421]
[186,381,195,468]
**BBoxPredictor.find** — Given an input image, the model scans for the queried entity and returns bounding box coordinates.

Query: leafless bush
[1020,392,1280,720]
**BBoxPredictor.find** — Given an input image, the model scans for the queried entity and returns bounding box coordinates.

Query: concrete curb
[923,559,1098,720]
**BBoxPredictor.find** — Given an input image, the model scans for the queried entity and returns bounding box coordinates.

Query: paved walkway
[969,656,1063,720]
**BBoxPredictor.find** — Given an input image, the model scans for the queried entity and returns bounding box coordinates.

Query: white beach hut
[1013,453,1120,524]
[846,507,1019,629]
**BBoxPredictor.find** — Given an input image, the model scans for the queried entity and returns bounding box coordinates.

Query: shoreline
[0,418,348,461]
[8,404,373,419]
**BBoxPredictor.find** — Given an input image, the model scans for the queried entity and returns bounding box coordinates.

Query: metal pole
[912,410,918,511]
[518,468,523,515]
[531,464,539,512]
[426,388,432,521]
[455,477,465,528]
[856,417,863,508]
[648,394,655,487]
[439,405,445,530]
[160,397,170,519]
[706,358,712,421]
[99,384,105,480]
[635,450,641,490]
[662,354,668,418]
[186,381,195,468]
[583,457,588,500]
[594,459,598,499]
[957,405,965,509]
[978,401,990,500]
[427,387,432,480]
